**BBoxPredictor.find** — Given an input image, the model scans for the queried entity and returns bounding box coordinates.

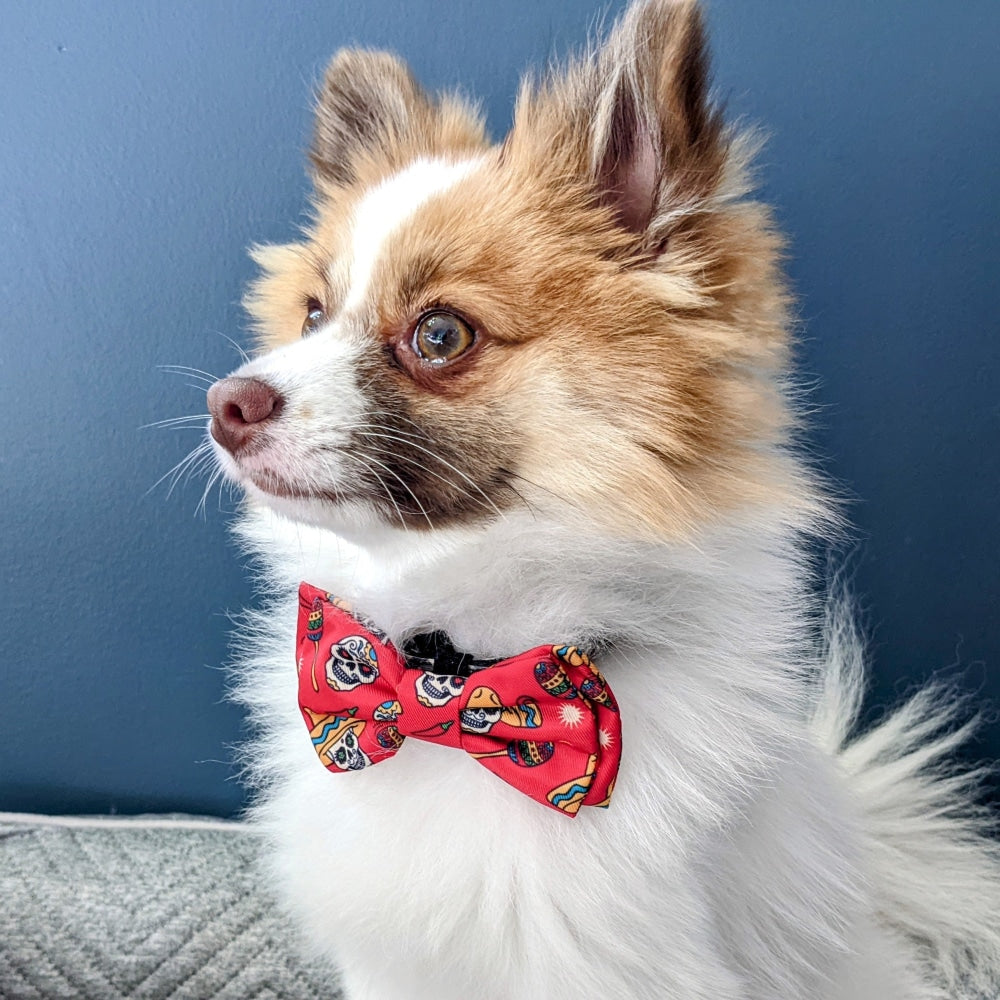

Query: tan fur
[244,2,820,539]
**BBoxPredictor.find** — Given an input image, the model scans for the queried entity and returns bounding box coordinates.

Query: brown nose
[207,376,283,455]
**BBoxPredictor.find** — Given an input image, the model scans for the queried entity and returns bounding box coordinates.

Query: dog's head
[208,0,802,547]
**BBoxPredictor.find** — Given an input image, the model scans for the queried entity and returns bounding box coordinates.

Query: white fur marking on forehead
[341,156,481,312]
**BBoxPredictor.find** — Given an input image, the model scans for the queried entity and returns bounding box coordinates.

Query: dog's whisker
[366,410,434,440]
[196,465,226,519]
[343,453,409,533]
[216,472,234,512]
[173,443,216,490]
[184,449,217,484]
[496,476,537,521]
[158,364,221,383]
[351,448,434,529]
[170,453,215,500]
[347,419,436,446]
[356,437,498,517]
[321,420,503,519]
[356,443,488,520]
[142,414,211,430]
[147,440,213,498]
[213,331,251,365]
[352,430,505,521]
[500,466,581,514]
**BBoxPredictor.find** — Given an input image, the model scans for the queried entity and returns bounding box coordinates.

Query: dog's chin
[209,440,415,545]
[248,487,403,546]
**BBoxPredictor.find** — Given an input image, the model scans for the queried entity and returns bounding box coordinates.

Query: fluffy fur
[205,2,1000,997]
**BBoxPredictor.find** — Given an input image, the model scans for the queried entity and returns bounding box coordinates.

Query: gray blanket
[0,815,339,999]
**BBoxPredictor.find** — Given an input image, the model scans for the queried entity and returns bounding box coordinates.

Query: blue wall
[1,1,997,817]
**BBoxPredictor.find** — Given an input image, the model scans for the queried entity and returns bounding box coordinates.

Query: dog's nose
[207,376,283,454]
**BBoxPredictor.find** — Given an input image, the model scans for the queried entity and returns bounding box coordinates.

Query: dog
[204,2,1000,997]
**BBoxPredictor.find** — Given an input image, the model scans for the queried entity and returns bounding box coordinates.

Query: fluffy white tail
[811,597,1000,999]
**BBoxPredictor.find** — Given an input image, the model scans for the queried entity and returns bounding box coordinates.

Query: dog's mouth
[240,460,371,509]
[232,447,430,527]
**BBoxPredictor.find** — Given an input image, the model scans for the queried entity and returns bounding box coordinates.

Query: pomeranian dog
[204,2,1000,997]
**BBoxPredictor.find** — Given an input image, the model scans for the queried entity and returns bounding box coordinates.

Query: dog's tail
[810,594,1000,998]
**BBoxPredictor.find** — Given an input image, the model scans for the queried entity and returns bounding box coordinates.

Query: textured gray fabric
[0,816,340,1000]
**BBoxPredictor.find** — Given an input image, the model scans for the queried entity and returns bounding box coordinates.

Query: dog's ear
[595,0,725,236]
[310,50,431,185]
[513,0,725,244]
[311,49,487,187]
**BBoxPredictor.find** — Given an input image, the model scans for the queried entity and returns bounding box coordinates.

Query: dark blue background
[2,1,997,817]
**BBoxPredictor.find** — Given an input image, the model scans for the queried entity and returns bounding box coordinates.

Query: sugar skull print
[326,722,372,771]
[460,686,542,734]
[373,699,403,722]
[303,709,373,772]
[325,634,380,691]
[414,672,466,708]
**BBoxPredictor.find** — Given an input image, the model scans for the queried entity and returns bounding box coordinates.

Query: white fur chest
[232,510,888,999]
[241,581,824,1000]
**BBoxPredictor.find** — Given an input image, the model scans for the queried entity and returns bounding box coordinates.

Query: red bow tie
[296,583,622,817]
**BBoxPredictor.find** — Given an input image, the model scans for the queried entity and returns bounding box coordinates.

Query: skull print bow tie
[296,583,622,817]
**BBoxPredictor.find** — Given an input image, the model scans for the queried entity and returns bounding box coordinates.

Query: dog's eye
[302,299,326,338]
[413,311,475,364]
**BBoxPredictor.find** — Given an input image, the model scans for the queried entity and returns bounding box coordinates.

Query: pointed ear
[514,0,725,243]
[596,0,724,234]
[311,49,487,187]
[310,50,435,186]
[311,49,430,185]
